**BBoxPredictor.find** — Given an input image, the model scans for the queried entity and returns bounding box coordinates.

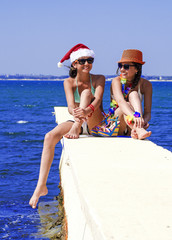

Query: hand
[71,108,84,122]
[74,117,83,123]
[133,117,144,128]
[143,122,149,129]
[73,107,87,120]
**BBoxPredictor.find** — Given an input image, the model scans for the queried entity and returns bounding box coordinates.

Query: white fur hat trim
[70,49,95,63]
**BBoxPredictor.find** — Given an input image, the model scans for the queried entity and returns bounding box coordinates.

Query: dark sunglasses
[118,63,135,70]
[76,58,94,65]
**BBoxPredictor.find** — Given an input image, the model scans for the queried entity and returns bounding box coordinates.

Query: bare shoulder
[141,77,152,85]
[63,77,75,87]
[92,74,105,82]
[140,78,152,90]
[111,76,121,85]
[111,76,121,95]
[91,74,105,87]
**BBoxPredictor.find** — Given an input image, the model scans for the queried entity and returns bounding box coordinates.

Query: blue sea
[0,79,172,239]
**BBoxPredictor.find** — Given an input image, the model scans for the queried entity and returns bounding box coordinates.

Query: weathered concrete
[54,106,172,240]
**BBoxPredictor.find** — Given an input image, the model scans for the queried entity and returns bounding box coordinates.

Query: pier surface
[54,106,172,240]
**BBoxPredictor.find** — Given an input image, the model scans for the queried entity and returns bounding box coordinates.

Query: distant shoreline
[0,78,172,82]
[149,79,172,82]
[0,78,66,81]
[1,74,172,82]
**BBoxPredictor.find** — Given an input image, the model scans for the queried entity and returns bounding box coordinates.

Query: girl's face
[73,56,94,73]
[119,62,137,81]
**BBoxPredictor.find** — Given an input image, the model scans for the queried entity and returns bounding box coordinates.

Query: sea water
[0,80,172,239]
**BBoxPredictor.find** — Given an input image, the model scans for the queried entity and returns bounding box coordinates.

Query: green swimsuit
[74,75,95,103]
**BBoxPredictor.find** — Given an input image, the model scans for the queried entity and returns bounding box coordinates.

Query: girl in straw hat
[29,44,105,208]
[110,49,152,139]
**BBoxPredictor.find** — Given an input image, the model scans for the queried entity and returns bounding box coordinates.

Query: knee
[44,132,57,146]
[115,107,124,118]
[80,89,92,99]
[129,91,139,100]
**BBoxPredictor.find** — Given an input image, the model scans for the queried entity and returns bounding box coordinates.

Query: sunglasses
[118,63,135,70]
[76,58,94,65]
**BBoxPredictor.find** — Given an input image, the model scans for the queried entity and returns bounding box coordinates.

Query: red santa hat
[57,43,95,68]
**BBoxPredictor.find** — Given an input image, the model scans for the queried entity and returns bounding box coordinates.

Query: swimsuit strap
[90,75,95,95]
[137,82,143,102]
[74,77,80,103]
[74,75,95,103]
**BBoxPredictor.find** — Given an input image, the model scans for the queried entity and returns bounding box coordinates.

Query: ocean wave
[16,120,28,124]
[4,131,26,136]
[14,104,36,108]
[23,104,36,108]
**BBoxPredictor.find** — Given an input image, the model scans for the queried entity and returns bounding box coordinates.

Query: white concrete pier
[54,106,172,240]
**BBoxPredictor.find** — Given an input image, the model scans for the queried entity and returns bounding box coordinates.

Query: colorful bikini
[90,75,131,137]
[74,75,95,103]
[109,75,132,116]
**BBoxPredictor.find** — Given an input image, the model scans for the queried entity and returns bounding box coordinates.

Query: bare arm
[63,78,76,115]
[73,74,105,118]
[111,76,134,115]
[142,79,152,124]
[84,74,105,115]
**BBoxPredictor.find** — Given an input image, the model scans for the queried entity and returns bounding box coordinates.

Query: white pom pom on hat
[57,43,95,68]
[57,62,63,68]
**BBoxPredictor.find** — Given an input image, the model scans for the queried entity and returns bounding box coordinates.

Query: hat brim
[118,59,145,65]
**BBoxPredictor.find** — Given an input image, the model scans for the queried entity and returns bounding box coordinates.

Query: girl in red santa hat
[29,43,105,208]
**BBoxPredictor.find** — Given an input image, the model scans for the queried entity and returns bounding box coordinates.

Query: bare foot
[131,129,138,139]
[136,127,152,140]
[29,185,48,209]
[64,122,81,139]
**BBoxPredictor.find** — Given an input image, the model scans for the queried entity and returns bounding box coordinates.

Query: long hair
[131,63,142,89]
[69,64,77,78]
[116,63,142,89]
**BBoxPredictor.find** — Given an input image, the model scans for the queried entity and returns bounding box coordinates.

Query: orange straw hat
[118,49,145,65]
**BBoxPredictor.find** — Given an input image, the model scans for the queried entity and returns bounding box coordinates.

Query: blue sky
[0,0,172,76]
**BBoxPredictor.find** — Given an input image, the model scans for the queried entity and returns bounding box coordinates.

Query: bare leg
[116,107,151,139]
[87,106,104,131]
[64,120,83,139]
[29,121,73,208]
[129,91,142,115]
[114,107,127,136]
[135,127,152,140]
[65,89,93,139]
[131,129,138,139]
[129,91,151,139]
